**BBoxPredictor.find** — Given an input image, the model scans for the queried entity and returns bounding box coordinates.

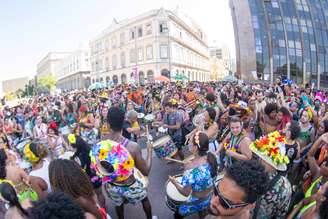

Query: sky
[0,0,235,81]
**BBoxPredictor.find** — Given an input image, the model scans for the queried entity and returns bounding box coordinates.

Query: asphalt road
[105,137,199,219]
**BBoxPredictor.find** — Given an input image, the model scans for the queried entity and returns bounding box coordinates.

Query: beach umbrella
[88,82,106,90]
[154,75,170,82]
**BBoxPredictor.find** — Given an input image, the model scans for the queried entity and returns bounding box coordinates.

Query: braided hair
[0,149,7,179]
[49,159,94,200]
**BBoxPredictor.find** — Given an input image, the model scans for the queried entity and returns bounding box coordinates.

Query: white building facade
[89,8,210,85]
[36,52,71,78]
[55,49,91,91]
[209,46,232,80]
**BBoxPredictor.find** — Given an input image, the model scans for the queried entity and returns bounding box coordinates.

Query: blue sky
[0,0,235,81]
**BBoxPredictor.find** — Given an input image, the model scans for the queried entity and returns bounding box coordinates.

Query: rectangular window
[160,45,168,59]
[111,37,117,49]
[130,29,135,40]
[272,1,279,8]
[138,27,143,38]
[296,49,302,56]
[146,46,153,60]
[159,22,168,34]
[145,23,152,35]
[279,40,286,47]
[130,49,137,63]
[138,47,143,61]
[120,32,125,46]
[295,41,302,49]
[288,40,295,48]
[310,44,316,51]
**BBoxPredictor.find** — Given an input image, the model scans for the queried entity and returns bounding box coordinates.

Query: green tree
[15,89,24,99]
[38,75,57,91]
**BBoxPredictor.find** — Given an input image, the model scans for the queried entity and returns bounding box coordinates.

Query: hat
[250,131,289,171]
[90,140,135,183]
[68,134,76,144]
[49,121,58,130]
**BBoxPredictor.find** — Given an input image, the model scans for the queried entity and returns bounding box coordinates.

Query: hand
[163,124,168,129]
[168,175,177,184]
[226,150,236,157]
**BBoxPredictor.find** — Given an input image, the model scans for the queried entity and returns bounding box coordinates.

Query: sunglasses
[213,180,249,209]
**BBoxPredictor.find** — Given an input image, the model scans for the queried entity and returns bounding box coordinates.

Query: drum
[158,126,168,133]
[165,175,189,211]
[134,168,149,188]
[59,151,81,165]
[144,114,155,123]
[137,113,145,119]
[152,135,177,159]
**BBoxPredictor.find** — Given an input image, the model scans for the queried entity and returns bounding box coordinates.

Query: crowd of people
[0,78,328,219]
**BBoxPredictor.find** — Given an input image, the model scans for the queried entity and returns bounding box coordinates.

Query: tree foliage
[38,75,57,91]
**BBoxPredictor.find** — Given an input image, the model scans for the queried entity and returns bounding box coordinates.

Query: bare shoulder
[125,141,141,156]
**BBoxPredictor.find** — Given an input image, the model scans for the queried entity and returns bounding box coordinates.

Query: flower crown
[250,131,289,168]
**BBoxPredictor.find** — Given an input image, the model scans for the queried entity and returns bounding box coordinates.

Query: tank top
[29,159,51,193]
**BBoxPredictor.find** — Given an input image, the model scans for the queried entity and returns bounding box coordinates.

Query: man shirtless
[105,107,155,219]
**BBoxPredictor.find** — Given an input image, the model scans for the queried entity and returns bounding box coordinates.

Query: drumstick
[164,157,186,164]
[145,124,150,143]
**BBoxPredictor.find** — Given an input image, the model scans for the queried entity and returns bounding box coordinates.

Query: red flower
[269,147,279,156]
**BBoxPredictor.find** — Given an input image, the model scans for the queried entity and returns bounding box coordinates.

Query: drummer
[162,99,185,160]
[105,106,155,219]
[122,110,141,142]
[168,132,214,219]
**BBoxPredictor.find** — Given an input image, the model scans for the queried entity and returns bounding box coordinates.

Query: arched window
[139,71,145,85]
[112,75,118,85]
[121,74,127,84]
[147,70,154,83]
[161,69,170,78]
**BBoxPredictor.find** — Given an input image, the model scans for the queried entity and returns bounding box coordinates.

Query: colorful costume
[90,140,147,206]
[178,163,213,216]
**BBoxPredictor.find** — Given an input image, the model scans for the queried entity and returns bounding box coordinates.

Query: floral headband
[90,140,135,183]
[24,143,40,163]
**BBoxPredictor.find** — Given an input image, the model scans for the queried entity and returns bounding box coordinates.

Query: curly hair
[264,103,278,116]
[29,191,85,219]
[107,106,125,132]
[29,142,48,161]
[49,159,94,200]
[289,120,301,140]
[225,160,269,203]
[206,107,216,122]
[206,92,216,102]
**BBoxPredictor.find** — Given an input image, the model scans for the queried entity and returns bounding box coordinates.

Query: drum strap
[121,138,129,148]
